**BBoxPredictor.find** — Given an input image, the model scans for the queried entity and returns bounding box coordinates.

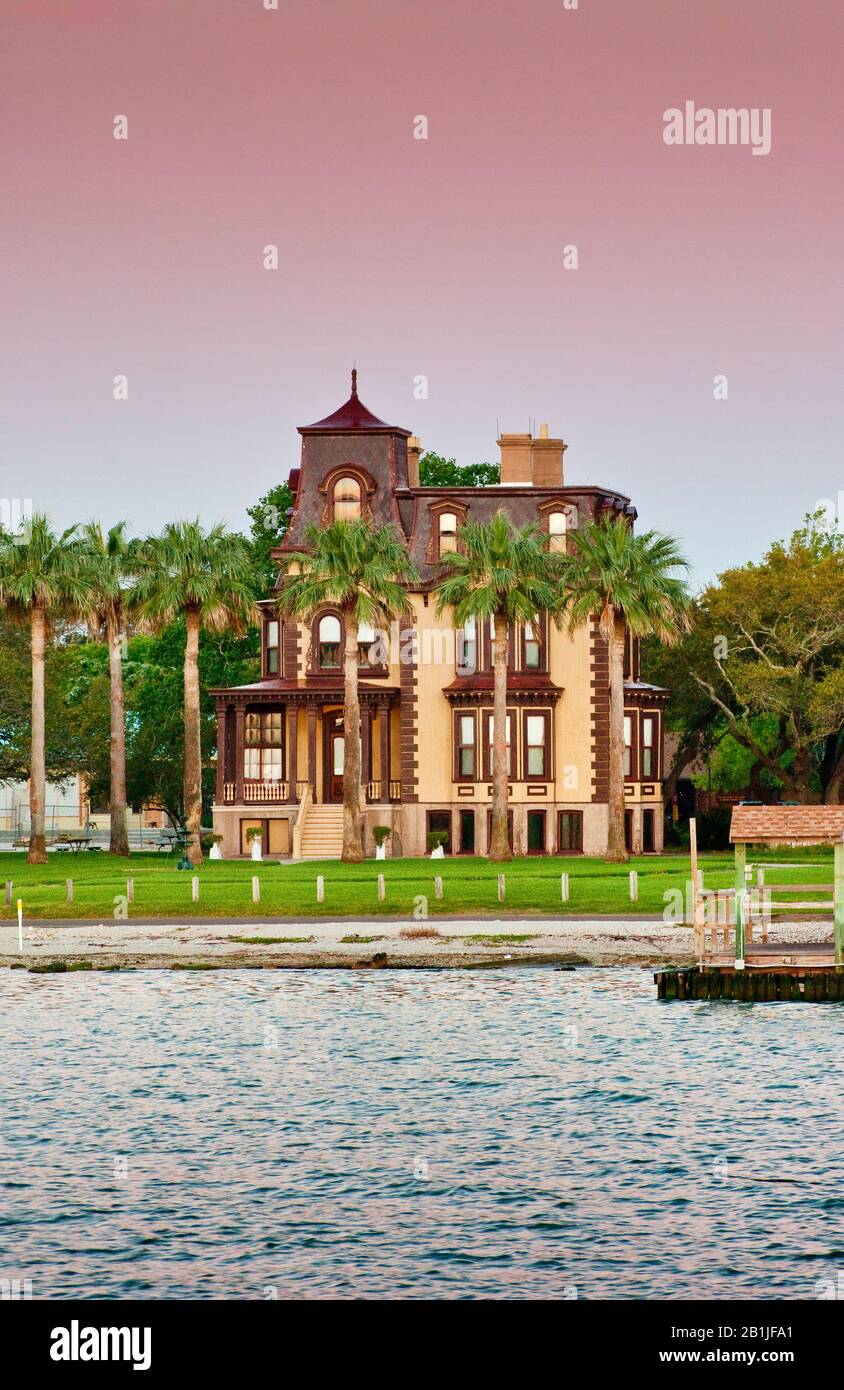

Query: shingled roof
[730,804,844,845]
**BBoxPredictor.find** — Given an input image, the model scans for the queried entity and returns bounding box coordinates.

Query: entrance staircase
[298,803,344,859]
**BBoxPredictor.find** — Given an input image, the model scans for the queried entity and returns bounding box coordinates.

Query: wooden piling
[497,874,505,902]
[66,879,73,904]
[434,876,443,900]
[560,872,569,903]
[192,876,199,903]
[629,870,638,902]
[316,875,324,904]
[4,881,12,906]
[252,876,260,904]
[127,878,134,904]
[377,874,385,902]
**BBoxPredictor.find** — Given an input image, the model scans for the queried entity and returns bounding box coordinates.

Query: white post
[561,872,569,903]
[66,879,73,904]
[434,875,443,900]
[498,873,505,902]
[629,870,638,902]
[192,876,199,903]
[17,898,23,952]
[252,876,260,904]
[316,875,324,904]
[127,878,134,903]
[377,873,385,902]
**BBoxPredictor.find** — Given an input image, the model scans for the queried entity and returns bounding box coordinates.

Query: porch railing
[365,780,402,803]
[243,781,288,803]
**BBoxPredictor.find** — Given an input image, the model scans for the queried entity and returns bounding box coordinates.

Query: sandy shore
[0,915,831,971]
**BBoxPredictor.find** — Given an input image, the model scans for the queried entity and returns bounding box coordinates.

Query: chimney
[407,435,423,488]
[498,424,566,486]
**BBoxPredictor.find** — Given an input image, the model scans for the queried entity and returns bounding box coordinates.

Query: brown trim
[639,709,659,781]
[453,708,478,782]
[282,618,300,681]
[589,618,610,804]
[425,497,468,564]
[317,464,377,526]
[624,708,638,782]
[399,624,418,802]
[263,615,281,679]
[522,707,552,781]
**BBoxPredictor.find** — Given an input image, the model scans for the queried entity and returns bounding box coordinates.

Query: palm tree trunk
[107,609,129,856]
[489,611,511,861]
[28,602,48,864]
[342,609,363,862]
[183,605,203,868]
[606,616,629,862]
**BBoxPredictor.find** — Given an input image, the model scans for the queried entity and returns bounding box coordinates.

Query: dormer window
[548,511,567,552]
[318,614,342,667]
[333,476,361,522]
[439,512,458,555]
[264,619,280,676]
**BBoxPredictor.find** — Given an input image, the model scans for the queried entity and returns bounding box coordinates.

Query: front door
[325,714,344,802]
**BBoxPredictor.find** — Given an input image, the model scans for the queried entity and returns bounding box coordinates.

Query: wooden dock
[656,964,844,1002]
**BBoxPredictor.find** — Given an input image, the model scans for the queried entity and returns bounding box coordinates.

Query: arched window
[439,512,458,555]
[318,614,342,667]
[333,476,361,522]
[548,511,567,552]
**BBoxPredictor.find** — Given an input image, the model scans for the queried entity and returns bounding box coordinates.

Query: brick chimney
[498,423,566,486]
[407,435,423,487]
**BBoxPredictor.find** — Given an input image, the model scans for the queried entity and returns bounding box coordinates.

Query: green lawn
[0,848,834,922]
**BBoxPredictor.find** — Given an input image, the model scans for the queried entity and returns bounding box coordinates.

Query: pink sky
[3,0,842,581]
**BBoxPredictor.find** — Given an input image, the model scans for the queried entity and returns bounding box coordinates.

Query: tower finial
[351,365,358,398]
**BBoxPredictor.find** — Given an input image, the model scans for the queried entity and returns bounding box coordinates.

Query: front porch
[210,681,401,857]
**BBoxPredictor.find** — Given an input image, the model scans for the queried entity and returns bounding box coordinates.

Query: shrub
[427,830,449,852]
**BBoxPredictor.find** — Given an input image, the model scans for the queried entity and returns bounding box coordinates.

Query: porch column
[214,703,227,803]
[287,706,299,802]
[379,704,391,802]
[307,705,317,798]
[234,702,246,804]
[361,704,372,798]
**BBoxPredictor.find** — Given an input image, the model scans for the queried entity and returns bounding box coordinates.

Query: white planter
[250,841,263,861]
[430,845,445,859]
[209,844,222,860]
[375,844,387,860]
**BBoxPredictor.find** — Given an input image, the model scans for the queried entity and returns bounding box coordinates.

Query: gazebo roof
[730,804,844,845]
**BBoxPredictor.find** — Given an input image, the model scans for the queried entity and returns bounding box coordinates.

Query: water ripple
[0,967,842,1299]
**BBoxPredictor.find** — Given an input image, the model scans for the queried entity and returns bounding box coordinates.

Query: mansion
[211,376,668,858]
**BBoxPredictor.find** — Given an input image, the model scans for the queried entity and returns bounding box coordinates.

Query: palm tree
[279,520,419,863]
[79,521,136,856]
[434,511,561,862]
[558,514,691,861]
[134,521,259,867]
[0,515,88,863]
